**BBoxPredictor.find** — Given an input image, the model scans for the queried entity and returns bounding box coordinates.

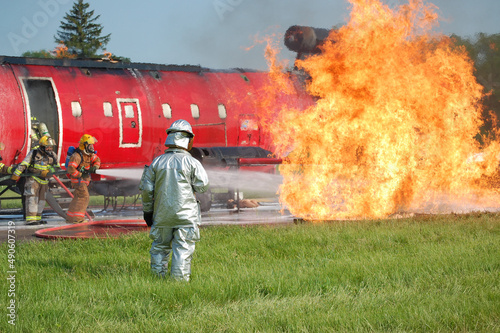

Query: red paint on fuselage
[0,57,313,171]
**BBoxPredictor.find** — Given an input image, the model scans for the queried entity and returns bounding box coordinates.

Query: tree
[452,33,500,138]
[22,43,78,59]
[54,0,111,58]
[22,50,54,59]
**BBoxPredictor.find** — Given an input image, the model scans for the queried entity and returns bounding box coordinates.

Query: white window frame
[190,104,200,119]
[71,101,82,117]
[103,102,113,117]
[218,103,227,119]
[162,103,172,118]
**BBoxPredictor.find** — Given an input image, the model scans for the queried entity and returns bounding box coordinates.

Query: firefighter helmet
[165,119,194,150]
[166,119,194,137]
[79,134,97,154]
[39,135,56,154]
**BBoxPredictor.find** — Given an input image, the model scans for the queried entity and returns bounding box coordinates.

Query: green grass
[1,213,499,332]
[0,186,22,209]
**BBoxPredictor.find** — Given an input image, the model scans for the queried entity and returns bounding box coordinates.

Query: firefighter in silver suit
[140,119,209,281]
[11,136,59,225]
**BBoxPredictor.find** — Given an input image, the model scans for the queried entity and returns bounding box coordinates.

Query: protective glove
[80,166,90,177]
[50,165,62,175]
[40,170,49,178]
[143,211,154,227]
[11,175,20,181]
[89,166,98,174]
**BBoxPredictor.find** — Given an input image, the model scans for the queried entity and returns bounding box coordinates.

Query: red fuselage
[0,56,312,171]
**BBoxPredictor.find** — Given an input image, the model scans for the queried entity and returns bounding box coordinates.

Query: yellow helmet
[39,135,56,147]
[79,134,97,154]
[39,135,56,154]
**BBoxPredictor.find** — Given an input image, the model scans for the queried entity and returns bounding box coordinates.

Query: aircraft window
[103,102,113,117]
[71,101,82,117]
[218,104,227,119]
[162,103,172,118]
[191,104,200,119]
[124,105,135,118]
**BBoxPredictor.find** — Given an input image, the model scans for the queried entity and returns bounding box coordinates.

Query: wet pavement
[0,199,294,242]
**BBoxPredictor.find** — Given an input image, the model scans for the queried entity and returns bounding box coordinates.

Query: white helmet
[164,119,194,150]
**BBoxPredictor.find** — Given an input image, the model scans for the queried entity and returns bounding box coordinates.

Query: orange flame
[53,42,76,59]
[53,41,76,59]
[103,51,113,61]
[259,0,500,220]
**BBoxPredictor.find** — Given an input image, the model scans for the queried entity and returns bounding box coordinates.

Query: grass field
[1,213,499,332]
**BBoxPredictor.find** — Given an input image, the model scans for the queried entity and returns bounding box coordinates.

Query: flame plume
[260,0,500,220]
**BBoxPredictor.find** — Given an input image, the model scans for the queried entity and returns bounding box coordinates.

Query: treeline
[453,33,500,138]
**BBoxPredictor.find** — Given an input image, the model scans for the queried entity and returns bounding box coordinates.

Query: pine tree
[54,0,111,58]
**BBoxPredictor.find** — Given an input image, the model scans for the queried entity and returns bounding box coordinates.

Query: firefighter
[0,142,14,175]
[66,134,101,224]
[0,142,18,194]
[11,136,59,225]
[140,119,209,281]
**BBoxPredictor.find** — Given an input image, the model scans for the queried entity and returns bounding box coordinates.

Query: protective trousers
[149,226,200,281]
[24,178,48,224]
[66,182,90,223]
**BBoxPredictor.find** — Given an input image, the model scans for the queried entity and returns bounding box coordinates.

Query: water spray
[95,168,144,180]
[95,167,283,194]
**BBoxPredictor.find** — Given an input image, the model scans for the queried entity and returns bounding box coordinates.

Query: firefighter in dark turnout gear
[11,136,59,225]
[66,134,101,223]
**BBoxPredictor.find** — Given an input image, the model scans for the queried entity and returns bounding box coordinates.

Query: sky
[0,0,499,71]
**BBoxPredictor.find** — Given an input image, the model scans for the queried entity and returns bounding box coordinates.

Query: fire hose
[0,171,93,222]
[0,169,67,183]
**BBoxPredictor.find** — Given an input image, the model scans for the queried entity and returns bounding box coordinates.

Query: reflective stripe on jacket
[13,149,58,184]
[0,162,12,174]
[67,150,101,184]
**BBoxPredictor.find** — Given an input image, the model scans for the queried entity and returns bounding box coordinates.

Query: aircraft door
[117,98,142,147]
[21,78,61,157]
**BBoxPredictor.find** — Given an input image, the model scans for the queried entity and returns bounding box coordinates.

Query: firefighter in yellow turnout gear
[11,136,59,225]
[0,142,14,175]
[66,134,101,224]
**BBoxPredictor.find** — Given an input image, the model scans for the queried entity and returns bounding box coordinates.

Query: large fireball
[261,0,500,220]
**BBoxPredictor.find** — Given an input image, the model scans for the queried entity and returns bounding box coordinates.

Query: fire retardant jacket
[140,148,209,228]
[0,162,13,174]
[13,149,58,184]
[67,149,101,185]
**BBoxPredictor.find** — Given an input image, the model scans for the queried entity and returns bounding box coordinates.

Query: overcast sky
[0,0,499,70]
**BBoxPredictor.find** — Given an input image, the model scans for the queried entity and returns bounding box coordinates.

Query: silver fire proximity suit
[140,120,209,281]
